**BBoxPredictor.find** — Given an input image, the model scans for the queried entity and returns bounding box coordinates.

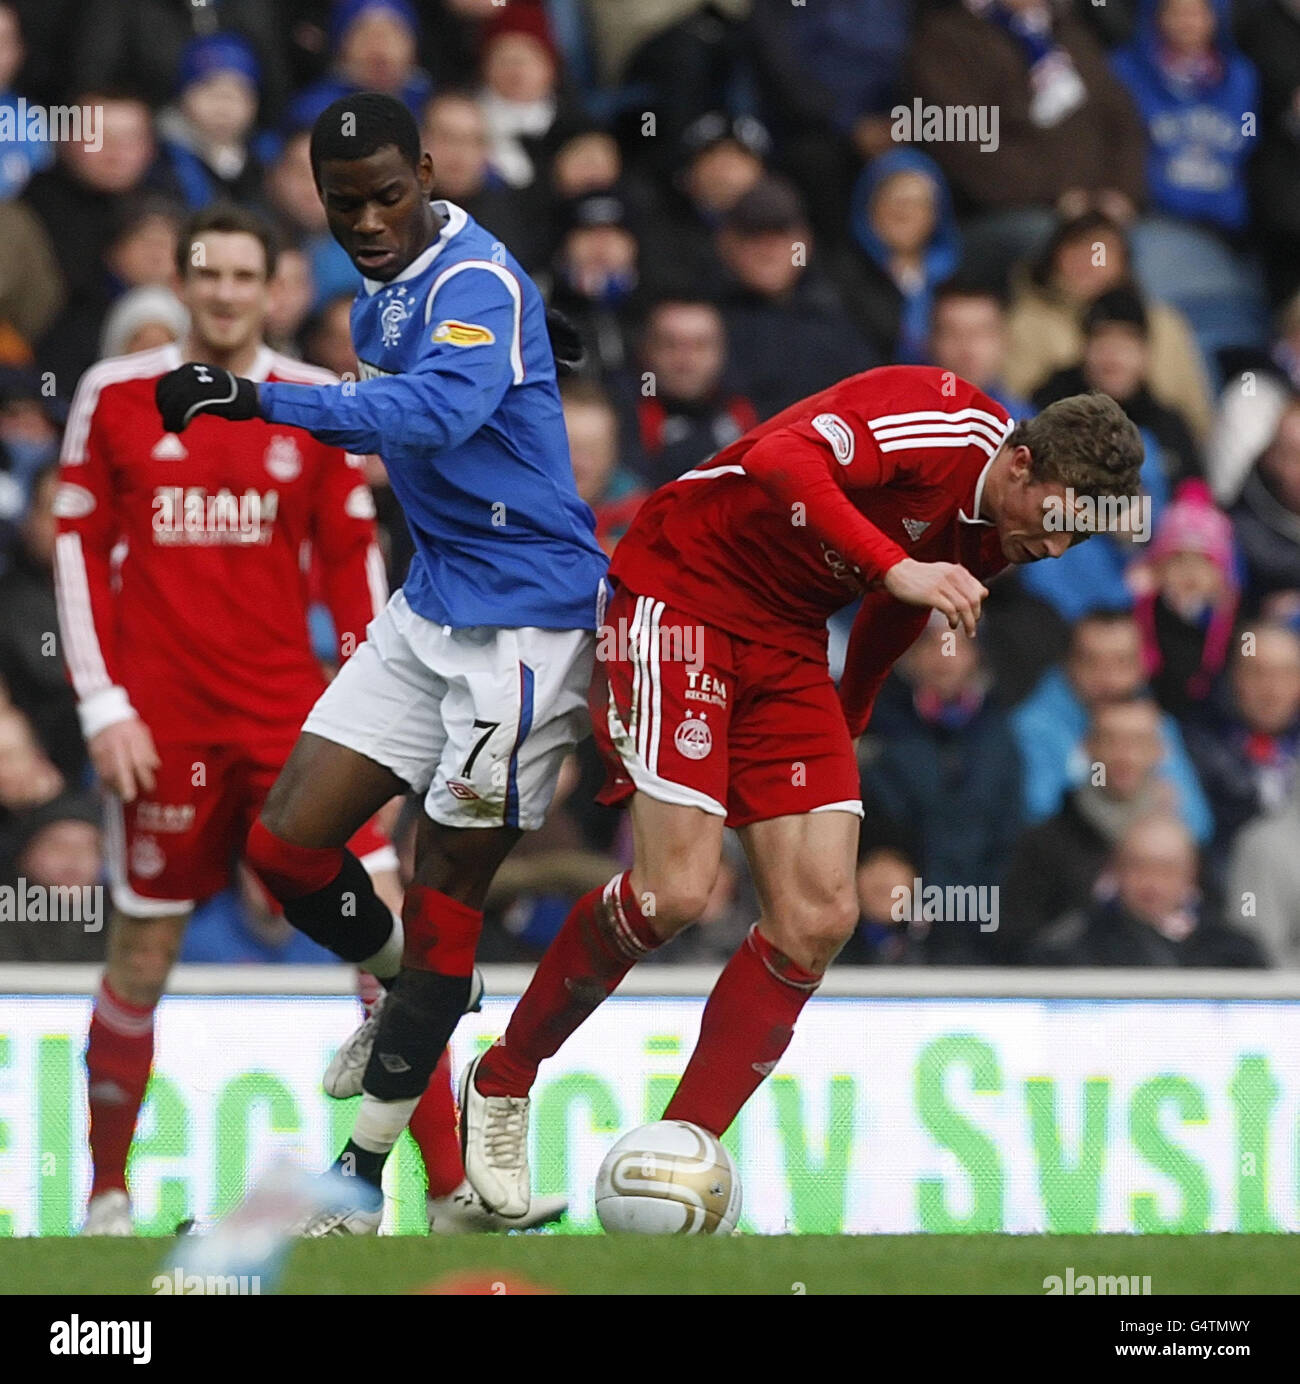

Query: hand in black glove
[155,363,262,433]
[545,306,586,378]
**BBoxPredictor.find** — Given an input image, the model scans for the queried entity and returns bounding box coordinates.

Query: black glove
[545,306,585,378]
[155,363,262,433]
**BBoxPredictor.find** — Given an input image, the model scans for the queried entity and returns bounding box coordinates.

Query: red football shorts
[590,584,864,828]
[106,737,394,915]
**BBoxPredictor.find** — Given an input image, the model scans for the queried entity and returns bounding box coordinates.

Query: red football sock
[402,885,481,976]
[475,872,660,1097]
[408,1049,464,1199]
[84,979,156,1198]
[664,925,821,1136]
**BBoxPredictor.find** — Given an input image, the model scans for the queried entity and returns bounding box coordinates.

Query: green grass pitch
[2,1234,1297,1295]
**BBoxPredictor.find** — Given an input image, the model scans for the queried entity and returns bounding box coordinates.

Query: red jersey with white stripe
[54,343,387,747]
[610,366,1015,734]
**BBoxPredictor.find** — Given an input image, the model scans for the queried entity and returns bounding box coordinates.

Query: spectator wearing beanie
[1129,480,1240,718]
[284,0,432,132]
[1033,287,1203,487]
[154,33,264,211]
[98,285,189,360]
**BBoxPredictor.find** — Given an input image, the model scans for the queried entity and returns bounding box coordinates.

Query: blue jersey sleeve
[257,264,521,456]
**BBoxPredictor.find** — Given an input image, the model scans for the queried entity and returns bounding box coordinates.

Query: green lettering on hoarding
[37,1035,73,1236]
[1229,1055,1279,1232]
[916,1034,1004,1232]
[642,1035,681,1126]
[770,1074,855,1233]
[1129,1075,1209,1232]
[213,1073,301,1216]
[127,1075,189,1235]
[535,1073,620,1234]
[0,1033,10,1235]
[1025,1076,1109,1232]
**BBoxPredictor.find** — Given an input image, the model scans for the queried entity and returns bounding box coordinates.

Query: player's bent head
[310,92,436,280]
[1009,392,1143,502]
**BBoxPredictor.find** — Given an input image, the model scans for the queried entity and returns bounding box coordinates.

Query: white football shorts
[302,587,595,830]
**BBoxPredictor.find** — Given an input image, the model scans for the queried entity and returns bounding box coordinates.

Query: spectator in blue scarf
[848,149,960,364]
[1112,0,1259,238]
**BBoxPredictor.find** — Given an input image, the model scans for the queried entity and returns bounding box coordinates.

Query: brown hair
[175,203,279,281]
[1008,392,1144,498]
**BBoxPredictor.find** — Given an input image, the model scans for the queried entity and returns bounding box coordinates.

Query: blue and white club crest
[380,285,413,347]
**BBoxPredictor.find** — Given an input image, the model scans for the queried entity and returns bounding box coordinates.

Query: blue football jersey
[258,200,608,630]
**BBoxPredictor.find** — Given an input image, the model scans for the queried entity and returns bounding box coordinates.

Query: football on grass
[595,1120,741,1235]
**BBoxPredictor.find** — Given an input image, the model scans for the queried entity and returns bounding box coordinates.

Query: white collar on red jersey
[165,342,276,382]
[958,456,995,526]
[360,201,469,296]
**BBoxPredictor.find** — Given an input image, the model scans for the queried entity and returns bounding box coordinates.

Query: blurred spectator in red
[0,788,104,962]
[561,377,645,556]
[629,298,756,489]
[477,8,572,192]
[1232,397,1300,613]
[154,33,263,211]
[1129,480,1239,716]
[98,284,188,360]
[1033,287,1203,486]
[284,0,432,133]
[714,175,879,419]
[1028,813,1265,965]
[844,149,961,365]
[1184,622,1300,855]
[1239,0,1300,304]
[0,463,84,781]
[909,0,1145,284]
[1003,211,1213,438]
[420,91,547,272]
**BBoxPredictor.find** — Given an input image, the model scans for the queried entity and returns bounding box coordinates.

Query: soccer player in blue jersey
[155,93,608,1234]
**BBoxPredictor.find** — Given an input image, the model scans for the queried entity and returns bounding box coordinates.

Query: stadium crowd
[1,0,1299,968]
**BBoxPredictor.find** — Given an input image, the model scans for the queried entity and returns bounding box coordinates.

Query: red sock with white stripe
[407,1049,464,1199]
[85,979,155,1198]
[474,873,660,1098]
[663,925,820,1136]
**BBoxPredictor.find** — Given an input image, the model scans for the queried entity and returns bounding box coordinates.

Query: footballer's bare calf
[624,793,859,972]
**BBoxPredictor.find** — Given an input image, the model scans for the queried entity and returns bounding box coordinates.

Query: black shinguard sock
[282,849,393,964]
[360,969,472,1101]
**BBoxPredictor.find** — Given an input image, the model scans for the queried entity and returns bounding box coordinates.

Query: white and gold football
[595,1120,742,1235]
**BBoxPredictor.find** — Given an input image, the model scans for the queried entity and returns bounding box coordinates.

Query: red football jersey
[610,365,1015,735]
[54,343,387,746]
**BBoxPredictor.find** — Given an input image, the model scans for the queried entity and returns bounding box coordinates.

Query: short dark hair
[932,276,1006,315]
[310,92,421,183]
[1084,287,1149,339]
[176,203,279,280]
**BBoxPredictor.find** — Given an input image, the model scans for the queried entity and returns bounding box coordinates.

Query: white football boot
[427,1180,566,1234]
[324,968,485,1099]
[459,1053,531,1219]
[81,1189,133,1236]
[294,1201,383,1237]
